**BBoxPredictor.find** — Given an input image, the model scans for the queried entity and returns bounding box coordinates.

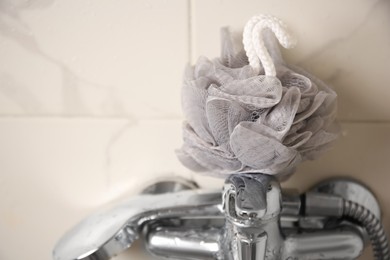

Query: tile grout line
[337,119,390,124]
[0,115,389,125]
[188,0,194,65]
[0,115,183,120]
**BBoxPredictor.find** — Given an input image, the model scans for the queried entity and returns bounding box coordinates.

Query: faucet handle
[224,174,269,219]
[223,173,280,222]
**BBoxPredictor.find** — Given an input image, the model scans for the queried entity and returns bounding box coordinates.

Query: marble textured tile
[0,118,388,259]
[0,0,188,118]
[0,118,189,260]
[192,0,390,121]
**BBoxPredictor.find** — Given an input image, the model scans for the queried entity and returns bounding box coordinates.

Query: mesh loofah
[177,15,339,179]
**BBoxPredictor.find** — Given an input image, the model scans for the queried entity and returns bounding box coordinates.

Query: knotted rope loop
[243,14,297,76]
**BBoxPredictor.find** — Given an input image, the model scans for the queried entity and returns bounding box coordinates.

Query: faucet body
[54,174,382,260]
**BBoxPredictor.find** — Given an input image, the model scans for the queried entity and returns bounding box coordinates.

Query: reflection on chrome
[53,175,388,260]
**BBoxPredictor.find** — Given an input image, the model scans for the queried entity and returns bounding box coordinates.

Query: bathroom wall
[0,0,389,259]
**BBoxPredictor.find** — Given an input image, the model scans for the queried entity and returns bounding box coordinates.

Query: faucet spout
[53,190,222,260]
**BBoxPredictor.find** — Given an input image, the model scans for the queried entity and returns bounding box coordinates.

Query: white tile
[0,118,117,260]
[0,118,188,260]
[94,118,194,195]
[192,0,390,121]
[0,0,188,118]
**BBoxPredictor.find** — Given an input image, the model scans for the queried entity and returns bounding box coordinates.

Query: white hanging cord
[243,14,297,76]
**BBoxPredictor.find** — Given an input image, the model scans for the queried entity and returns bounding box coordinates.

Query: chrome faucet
[53,174,388,260]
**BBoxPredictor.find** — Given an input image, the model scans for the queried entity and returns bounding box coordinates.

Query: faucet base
[141,177,199,195]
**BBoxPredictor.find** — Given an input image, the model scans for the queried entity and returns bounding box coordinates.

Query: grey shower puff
[177,28,339,179]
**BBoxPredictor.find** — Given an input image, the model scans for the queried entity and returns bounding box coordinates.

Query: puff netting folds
[177,15,339,179]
